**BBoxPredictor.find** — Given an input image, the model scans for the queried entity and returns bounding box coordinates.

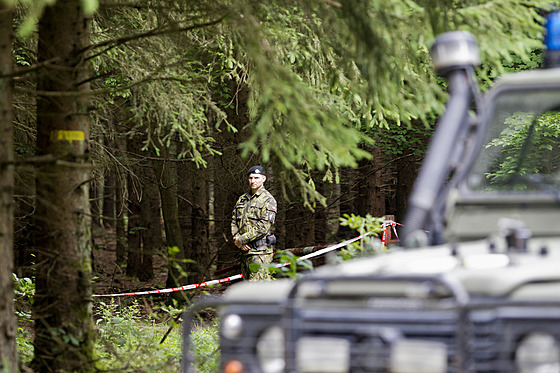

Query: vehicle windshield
[467,88,560,193]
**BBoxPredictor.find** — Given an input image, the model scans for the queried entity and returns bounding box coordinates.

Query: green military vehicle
[184,12,560,373]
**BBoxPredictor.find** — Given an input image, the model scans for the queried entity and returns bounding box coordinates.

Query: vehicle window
[467,89,560,193]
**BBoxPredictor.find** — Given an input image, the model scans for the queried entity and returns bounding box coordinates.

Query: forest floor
[91,225,234,303]
[91,226,168,298]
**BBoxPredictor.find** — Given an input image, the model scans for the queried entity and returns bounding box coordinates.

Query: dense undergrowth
[14,274,220,373]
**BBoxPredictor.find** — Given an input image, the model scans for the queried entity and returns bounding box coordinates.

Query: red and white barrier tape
[92,274,243,298]
[93,226,384,297]
[275,229,376,267]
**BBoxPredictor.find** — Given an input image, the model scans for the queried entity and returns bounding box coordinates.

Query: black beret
[247,165,265,176]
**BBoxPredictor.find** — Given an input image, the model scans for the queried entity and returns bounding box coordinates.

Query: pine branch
[83,15,229,61]
[15,75,204,97]
[1,15,227,80]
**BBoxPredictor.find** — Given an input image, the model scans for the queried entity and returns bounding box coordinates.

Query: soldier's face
[248,173,266,191]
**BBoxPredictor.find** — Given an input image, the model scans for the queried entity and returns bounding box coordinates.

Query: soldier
[231,165,277,280]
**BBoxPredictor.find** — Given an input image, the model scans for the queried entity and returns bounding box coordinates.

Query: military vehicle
[183,12,560,373]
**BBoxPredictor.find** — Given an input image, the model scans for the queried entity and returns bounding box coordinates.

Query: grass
[16,299,221,373]
[189,322,220,373]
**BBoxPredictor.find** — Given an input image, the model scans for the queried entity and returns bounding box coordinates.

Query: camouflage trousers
[239,252,274,281]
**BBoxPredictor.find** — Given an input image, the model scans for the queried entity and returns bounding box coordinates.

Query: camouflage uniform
[231,187,277,280]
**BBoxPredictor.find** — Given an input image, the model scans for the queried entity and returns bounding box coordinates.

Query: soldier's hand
[234,236,242,248]
[241,245,251,251]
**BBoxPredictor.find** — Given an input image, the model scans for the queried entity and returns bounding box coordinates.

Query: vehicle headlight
[516,333,560,373]
[390,339,447,373]
[221,314,243,340]
[257,326,285,373]
[295,337,350,373]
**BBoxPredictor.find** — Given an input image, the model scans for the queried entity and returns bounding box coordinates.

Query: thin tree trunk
[32,1,95,371]
[14,172,35,277]
[272,173,286,252]
[138,171,160,281]
[115,172,127,264]
[357,154,386,218]
[115,133,127,264]
[213,163,238,272]
[102,160,116,228]
[125,132,145,278]
[314,180,328,244]
[177,161,195,283]
[13,124,35,277]
[396,157,418,222]
[325,181,341,238]
[0,4,18,371]
[153,146,188,288]
[126,172,142,277]
[286,198,315,248]
[90,175,102,226]
[191,166,209,281]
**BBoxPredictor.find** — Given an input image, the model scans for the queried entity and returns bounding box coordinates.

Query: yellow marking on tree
[51,130,85,142]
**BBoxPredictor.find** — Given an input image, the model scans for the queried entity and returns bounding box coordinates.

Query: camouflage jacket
[231,187,277,254]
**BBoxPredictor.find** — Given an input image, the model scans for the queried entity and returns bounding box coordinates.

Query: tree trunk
[14,169,35,277]
[337,167,359,237]
[212,82,251,272]
[13,119,35,277]
[325,181,341,239]
[313,177,329,245]
[154,148,188,288]
[125,133,150,279]
[395,156,418,222]
[177,161,196,283]
[32,1,95,371]
[286,197,315,248]
[0,4,18,371]
[272,172,286,251]
[191,166,209,281]
[126,168,160,281]
[357,153,386,218]
[115,175,127,264]
[115,134,127,264]
[314,179,341,244]
[137,170,160,281]
[90,174,102,226]
[126,170,142,277]
[212,153,240,273]
[102,161,116,228]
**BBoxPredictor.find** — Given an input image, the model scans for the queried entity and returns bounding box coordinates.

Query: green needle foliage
[91,5,232,166]
[11,0,559,204]
[485,111,560,186]
[93,300,185,372]
[339,213,385,260]
[224,0,557,204]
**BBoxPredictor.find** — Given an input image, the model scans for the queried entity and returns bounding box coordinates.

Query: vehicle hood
[312,237,560,300]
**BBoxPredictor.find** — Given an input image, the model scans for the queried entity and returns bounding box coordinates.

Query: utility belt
[248,235,276,250]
